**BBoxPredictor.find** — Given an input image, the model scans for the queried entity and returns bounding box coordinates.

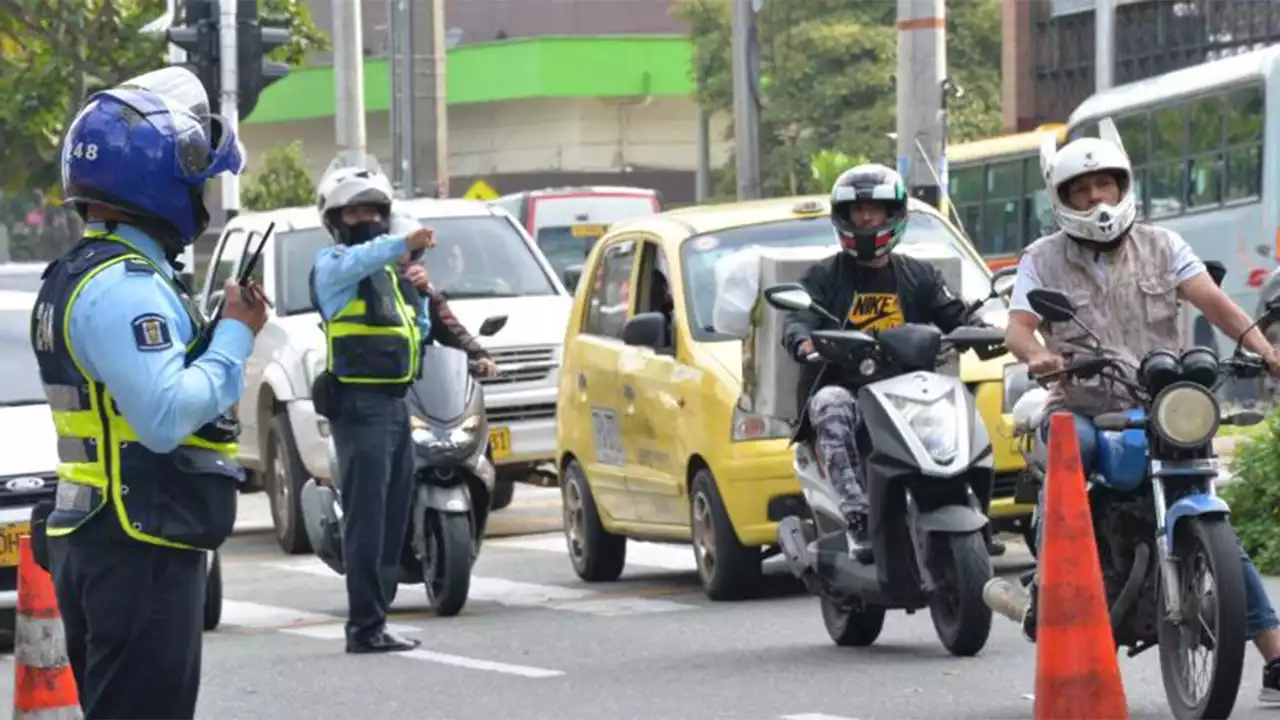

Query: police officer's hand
[407,227,436,251]
[223,278,268,335]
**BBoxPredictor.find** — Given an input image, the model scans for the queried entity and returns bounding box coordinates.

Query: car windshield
[0,292,45,407]
[278,215,558,315]
[531,194,657,279]
[680,211,991,341]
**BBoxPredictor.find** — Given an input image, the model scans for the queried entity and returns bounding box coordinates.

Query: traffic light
[165,0,221,113]
[236,0,291,121]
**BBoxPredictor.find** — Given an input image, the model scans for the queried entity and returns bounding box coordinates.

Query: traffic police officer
[28,68,266,718]
[309,161,435,654]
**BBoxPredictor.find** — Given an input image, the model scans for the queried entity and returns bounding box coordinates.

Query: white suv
[198,199,571,554]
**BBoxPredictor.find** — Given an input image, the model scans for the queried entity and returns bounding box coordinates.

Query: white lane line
[780,714,862,720]
[219,599,563,678]
[400,649,564,679]
[264,556,697,616]
[490,533,700,572]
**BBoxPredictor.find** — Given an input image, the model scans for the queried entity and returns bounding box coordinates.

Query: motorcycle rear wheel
[1157,516,1247,720]
[927,530,994,657]
[422,510,474,617]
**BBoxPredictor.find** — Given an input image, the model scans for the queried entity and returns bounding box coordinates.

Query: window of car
[582,238,637,340]
[679,211,992,342]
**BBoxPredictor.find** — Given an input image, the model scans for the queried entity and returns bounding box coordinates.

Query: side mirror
[205,289,225,317]
[1204,260,1227,288]
[621,312,666,349]
[1027,288,1076,323]
[563,264,584,293]
[1226,410,1265,427]
[762,283,813,313]
[991,266,1017,297]
[478,315,508,337]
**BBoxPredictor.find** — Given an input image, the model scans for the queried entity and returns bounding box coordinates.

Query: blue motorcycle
[985,287,1273,720]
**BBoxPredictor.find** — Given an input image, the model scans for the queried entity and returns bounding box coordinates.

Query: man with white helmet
[309,159,435,654]
[1004,124,1280,702]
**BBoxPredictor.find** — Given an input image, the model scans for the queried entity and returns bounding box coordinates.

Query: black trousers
[332,387,414,642]
[48,511,206,719]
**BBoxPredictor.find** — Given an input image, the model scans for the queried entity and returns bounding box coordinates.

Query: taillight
[1248,268,1268,289]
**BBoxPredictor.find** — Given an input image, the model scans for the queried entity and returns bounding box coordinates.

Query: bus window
[984,159,1023,255]
[1116,113,1150,216]
[1149,105,1186,218]
[950,165,983,240]
[1023,159,1055,239]
[1187,96,1226,209]
[1226,86,1263,201]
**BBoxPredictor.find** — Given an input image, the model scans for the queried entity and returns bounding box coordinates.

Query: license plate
[489,427,512,461]
[570,223,608,238]
[0,523,31,568]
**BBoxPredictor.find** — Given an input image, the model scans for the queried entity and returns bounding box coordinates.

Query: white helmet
[1041,120,1136,248]
[315,153,395,240]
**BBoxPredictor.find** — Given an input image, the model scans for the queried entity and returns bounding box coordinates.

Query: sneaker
[987,536,1007,557]
[1021,579,1038,644]
[846,515,874,565]
[1260,658,1280,704]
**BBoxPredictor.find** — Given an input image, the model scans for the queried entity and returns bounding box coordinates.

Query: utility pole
[411,0,448,198]
[219,0,239,229]
[730,0,761,201]
[332,0,367,166]
[388,0,411,197]
[1095,0,1116,92]
[895,0,947,210]
[695,64,711,203]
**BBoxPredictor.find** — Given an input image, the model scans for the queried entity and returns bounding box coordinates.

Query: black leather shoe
[346,630,421,654]
[986,536,1007,557]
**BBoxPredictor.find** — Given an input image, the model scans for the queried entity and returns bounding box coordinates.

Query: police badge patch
[131,313,173,351]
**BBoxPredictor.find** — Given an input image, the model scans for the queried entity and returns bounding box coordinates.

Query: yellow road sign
[463,179,499,201]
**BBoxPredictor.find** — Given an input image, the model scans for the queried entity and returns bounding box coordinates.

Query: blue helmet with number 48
[60,67,246,245]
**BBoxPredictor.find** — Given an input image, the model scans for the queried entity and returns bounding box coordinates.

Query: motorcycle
[299,314,508,617]
[763,282,1009,657]
[984,286,1273,720]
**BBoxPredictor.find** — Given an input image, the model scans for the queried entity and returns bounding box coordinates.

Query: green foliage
[0,0,329,195]
[674,0,1005,198]
[810,150,868,194]
[1222,410,1280,573]
[241,141,315,212]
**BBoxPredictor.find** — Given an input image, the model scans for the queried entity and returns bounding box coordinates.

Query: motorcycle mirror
[1027,289,1075,323]
[991,266,1017,298]
[763,283,813,313]
[1225,410,1265,427]
[1204,260,1227,288]
[478,315,508,337]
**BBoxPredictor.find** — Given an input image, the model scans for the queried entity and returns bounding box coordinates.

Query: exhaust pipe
[983,577,1030,624]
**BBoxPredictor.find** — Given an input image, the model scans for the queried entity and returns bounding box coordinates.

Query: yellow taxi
[554,195,1032,601]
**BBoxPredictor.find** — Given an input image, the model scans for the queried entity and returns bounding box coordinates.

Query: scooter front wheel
[820,594,885,647]
[422,510,474,617]
[927,530,994,657]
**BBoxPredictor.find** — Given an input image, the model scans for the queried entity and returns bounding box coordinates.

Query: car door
[564,237,640,522]
[617,239,689,526]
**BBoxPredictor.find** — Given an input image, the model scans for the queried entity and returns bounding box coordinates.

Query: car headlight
[731,406,792,442]
[1151,382,1219,449]
[1002,362,1033,413]
[886,389,959,465]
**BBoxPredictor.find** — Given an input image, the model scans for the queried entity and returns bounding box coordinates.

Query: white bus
[1065,45,1275,366]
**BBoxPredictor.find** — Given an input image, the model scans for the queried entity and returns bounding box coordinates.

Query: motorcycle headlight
[886,389,960,465]
[450,415,481,447]
[731,406,793,442]
[1151,382,1219,449]
[411,414,481,450]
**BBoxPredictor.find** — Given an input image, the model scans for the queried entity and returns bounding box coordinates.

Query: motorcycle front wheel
[422,510,474,617]
[1157,516,1247,720]
[926,530,994,657]
[819,593,885,647]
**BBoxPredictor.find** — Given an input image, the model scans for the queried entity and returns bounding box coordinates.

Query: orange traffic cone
[13,535,80,719]
[1034,411,1128,720]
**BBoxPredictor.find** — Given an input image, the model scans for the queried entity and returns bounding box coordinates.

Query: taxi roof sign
[463,179,499,201]
[792,199,826,216]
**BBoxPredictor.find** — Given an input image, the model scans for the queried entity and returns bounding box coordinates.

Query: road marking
[780,714,862,720]
[220,600,334,629]
[399,649,564,678]
[263,556,698,616]
[491,533,700,572]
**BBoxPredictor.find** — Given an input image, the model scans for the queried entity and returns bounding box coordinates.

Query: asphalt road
[4,485,1280,719]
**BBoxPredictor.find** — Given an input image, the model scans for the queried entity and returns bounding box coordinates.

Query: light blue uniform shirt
[68,222,256,454]
[312,234,430,339]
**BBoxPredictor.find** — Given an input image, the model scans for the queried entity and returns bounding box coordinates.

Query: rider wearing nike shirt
[1005,129,1280,703]
[783,164,976,562]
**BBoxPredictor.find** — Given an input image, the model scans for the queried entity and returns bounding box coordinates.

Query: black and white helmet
[315,153,394,238]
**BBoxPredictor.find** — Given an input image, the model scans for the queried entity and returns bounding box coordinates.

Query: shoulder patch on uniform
[131,313,173,351]
[123,257,157,275]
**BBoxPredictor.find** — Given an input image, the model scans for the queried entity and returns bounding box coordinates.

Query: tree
[242,140,315,211]
[0,0,329,195]
[675,0,1004,197]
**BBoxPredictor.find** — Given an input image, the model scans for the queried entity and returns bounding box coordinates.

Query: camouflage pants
[808,385,867,523]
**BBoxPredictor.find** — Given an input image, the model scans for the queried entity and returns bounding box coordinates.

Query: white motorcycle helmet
[1041,119,1137,251]
[315,153,395,245]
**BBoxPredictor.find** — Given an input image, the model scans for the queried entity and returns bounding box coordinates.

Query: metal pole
[730,0,761,201]
[410,0,448,198]
[171,3,195,287]
[219,0,240,225]
[695,102,711,203]
[332,0,367,165]
[1095,0,1116,92]
[895,0,946,210]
